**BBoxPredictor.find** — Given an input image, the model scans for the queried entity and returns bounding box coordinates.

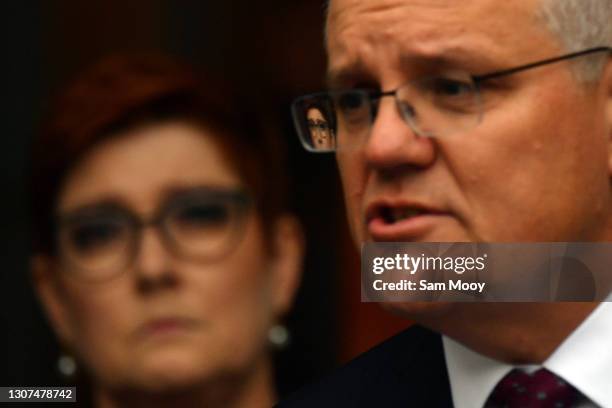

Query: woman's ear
[268,215,305,317]
[30,255,75,347]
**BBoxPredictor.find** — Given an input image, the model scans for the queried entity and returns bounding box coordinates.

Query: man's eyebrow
[398,50,486,72]
[326,49,497,89]
[403,45,510,75]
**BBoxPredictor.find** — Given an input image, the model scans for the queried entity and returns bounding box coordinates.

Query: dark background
[2,0,408,401]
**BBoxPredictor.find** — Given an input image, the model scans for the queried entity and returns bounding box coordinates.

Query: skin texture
[32,121,303,408]
[326,0,612,362]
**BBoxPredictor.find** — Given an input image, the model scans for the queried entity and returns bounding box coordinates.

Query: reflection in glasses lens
[56,188,251,282]
[306,107,335,150]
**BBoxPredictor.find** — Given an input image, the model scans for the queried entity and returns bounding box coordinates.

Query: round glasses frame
[54,188,252,283]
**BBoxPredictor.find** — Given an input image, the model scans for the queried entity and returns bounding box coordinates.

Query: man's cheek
[347,203,363,244]
[337,155,366,240]
[339,177,363,242]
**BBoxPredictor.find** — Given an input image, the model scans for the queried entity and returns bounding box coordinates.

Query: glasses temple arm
[473,46,612,82]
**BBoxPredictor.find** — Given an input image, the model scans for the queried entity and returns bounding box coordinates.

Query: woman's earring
[57,354,77,379]
[268,324,290,350]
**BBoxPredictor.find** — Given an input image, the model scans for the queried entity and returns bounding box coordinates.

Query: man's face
[327,0,612,246]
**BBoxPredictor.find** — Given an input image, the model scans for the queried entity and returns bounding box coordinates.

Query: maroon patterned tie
[485,368,583,408]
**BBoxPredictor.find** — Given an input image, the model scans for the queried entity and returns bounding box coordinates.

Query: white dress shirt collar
[443,300,612,408]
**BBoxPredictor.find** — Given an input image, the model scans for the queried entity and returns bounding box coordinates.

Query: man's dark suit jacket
[279,325,454,407]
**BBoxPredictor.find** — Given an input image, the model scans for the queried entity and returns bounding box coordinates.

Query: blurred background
[3,0,408,397]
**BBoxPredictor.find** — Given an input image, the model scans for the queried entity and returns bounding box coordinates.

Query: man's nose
[364,97,436,172]
[133,226,178,288]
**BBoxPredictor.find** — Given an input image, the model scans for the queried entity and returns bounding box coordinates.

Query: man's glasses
[55,187,252,283]
[292,46,612,153]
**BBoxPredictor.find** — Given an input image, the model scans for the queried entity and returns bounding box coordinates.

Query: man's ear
[30,255,75,347]
[268,215,305,317]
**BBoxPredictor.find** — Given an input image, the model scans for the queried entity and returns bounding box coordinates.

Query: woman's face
[34,121,301,391]
[306,108,333,150]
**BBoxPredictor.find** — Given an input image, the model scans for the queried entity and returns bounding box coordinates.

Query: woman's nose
[133,226,178,289]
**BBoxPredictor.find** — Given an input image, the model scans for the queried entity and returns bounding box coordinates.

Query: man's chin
[380,301,456,321]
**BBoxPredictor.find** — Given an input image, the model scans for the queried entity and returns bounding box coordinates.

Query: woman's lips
[139,317,199,339]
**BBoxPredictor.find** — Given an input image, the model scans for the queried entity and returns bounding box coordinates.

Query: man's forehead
[327,0,543,46]
[327,0,541,26]
[325,0,550,84]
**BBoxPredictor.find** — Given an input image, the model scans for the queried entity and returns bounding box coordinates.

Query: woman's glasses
[55,187,252,283]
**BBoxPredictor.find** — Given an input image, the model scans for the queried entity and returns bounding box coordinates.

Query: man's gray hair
[538,0,612,81]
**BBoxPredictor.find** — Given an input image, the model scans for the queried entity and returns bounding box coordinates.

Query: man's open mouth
[378,207,429,224]
[365,202,448,240]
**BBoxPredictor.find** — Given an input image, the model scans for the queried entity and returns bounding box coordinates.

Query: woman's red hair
[30,54,287,254]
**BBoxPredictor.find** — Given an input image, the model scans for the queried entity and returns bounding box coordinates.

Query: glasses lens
[333,89,372,151]
[396,74,482,137]
[58,213,132,281]
[164,190,249,260]
[292,94,337,152]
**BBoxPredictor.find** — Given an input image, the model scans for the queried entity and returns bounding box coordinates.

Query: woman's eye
[175,204,229,227]
[71,222,122,252]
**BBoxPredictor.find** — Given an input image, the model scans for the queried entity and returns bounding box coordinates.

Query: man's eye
[337,92,365,111]
[417,77,479,113]
[428,78,474,96]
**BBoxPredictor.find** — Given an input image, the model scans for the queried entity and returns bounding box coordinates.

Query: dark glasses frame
[55,187,252,283]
